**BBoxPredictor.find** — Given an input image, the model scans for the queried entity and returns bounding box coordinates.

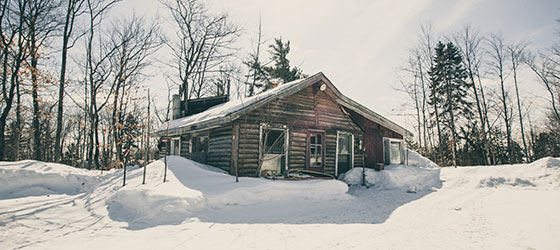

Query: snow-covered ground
[1,154,559,249]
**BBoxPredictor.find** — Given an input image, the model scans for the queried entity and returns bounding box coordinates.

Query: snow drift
[0,160,99,199]
[106,157,347,228]
[0,157,348,228]
[342,150,442,192]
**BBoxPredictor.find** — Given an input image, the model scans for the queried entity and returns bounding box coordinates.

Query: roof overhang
[155,72,412,138]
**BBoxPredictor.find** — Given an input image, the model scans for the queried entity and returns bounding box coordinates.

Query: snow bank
[209,180,348,207]
[107,187,205,228]
[443,157,560,190]
[105,156,348,227]
[343,166,441,192]
[342,150,441,192]
[529,156,560,169]
[0,160,99,199]
[161,156,348,208]
[406,149,440,169]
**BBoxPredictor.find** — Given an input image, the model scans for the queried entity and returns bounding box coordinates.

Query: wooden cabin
[154,72,411,177]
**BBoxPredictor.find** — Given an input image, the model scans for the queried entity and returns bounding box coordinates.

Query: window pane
[390,141,402,164]
[338,134,350,155]
[264,129,284,154]
[192,135,208,153]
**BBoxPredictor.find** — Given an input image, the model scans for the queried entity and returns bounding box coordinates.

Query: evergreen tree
[244,38,305,95]
[428,41,471,167]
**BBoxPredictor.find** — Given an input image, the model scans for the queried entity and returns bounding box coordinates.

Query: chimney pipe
[172,94,181,119]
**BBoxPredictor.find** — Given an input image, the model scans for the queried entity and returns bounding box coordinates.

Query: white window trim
[383,137,405,165]
[170,137,180,156]
[258,123,289,175]
[335,131,354,177]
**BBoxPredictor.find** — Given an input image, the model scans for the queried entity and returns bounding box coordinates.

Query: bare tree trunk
[30,31,42,160]
[0,0,27,161]
[417,55,429,152]
[455,25,489,164]
[55,0,85,162]
[488,33,513,163]
[509,42,529,161]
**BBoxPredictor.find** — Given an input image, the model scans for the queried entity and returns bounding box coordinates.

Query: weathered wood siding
[237,82,363,176]
[348,109,403,168]
[237,122,260,176]
[180,135,191,159]
[207,125,232,173]
[354,134,364,168]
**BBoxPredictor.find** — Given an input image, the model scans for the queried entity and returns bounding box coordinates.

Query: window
[384,138,404,165]
[191,133,209,164]
[260,126,287,175]
[192,135,208,153]
[263,129,285,154]
[308,132,324,170]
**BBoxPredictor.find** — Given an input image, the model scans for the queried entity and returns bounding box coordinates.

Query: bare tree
[0,0,29,160]
[107,15,162,167]
[508,41,529,161]
[244,16,269,97]
[54,0,86,162]
[162,0,239,104]
[452,25,490,164]
[22,0,63,160]
[525,53,560,121]
[486,32,513,163]
[419,23,443,162]
[82,0,121,169]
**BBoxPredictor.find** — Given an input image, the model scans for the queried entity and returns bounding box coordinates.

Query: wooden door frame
[306,129,325,172]
[259,123,289,175]
[335,131,354,177]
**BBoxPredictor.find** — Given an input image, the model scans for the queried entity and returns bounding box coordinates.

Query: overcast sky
[114,0,559,130]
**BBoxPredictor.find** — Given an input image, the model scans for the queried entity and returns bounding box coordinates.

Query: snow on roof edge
[154,72,412,138]
[154,74,318,136]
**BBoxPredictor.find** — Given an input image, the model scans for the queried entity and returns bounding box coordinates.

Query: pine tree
[244,38,305,95]
[428,41,471,167]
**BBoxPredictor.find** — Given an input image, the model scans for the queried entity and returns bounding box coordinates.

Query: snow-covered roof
[155,72,411,137]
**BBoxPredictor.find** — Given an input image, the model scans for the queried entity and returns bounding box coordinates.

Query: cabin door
[307,131,325,172]
[336,132,353,176]
[260,127,287,175]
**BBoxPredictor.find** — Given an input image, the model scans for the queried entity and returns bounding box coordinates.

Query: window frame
[335,131,354,176]
[258,123,289,174]
[383,137,405,165]
[307,130,325,171]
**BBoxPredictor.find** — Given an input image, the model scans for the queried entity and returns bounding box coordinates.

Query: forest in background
[0,0,305,169]
[398,23,560,167]
[0,0,558,169]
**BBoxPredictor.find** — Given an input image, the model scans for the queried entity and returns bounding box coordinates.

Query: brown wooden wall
[207,125,232,173]
[180,135,190,159]
[159,81,404,176]
[348,109,403,168]
[236,82,363,176]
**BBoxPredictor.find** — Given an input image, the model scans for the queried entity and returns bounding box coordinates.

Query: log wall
[207,125,232,173]
[237,82,364,176]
